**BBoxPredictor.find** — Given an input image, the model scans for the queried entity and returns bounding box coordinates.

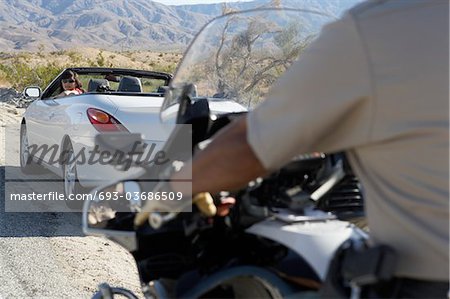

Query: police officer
[140,1,449,297]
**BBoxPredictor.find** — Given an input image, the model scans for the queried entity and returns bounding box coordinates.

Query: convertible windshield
[167,9,333,109]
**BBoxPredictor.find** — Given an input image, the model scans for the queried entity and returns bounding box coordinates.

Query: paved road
[0,105,142,298]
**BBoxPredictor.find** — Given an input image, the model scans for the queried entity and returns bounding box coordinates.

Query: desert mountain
[0,0,361,52]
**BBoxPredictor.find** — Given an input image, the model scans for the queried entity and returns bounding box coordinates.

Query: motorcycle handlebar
[135,192,217,229]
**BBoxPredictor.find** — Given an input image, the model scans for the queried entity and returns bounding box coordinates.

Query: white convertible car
[21,67,246,198]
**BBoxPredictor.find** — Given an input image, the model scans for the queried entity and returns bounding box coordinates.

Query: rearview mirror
[160,83,198,125]
[176,83,199,124]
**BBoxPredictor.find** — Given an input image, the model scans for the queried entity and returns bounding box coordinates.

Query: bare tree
[210,15,314,107]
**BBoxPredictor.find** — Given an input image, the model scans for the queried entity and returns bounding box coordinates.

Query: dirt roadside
[0,103,142,298]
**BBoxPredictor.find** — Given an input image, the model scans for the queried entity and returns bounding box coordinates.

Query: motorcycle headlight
[82,181,140,252]
[83,180,143,228]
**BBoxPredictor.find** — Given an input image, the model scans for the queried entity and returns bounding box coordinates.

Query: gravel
[0,103,143,298]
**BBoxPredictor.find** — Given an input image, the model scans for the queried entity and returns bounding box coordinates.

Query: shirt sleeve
[247,12,374,171]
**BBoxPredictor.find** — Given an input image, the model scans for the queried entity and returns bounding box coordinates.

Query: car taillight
[87,108,129,132]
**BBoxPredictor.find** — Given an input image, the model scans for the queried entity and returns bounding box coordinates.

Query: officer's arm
[171,115,267,195]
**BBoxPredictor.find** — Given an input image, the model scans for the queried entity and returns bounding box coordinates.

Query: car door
[42,95,77,166]
[25,97,59,165]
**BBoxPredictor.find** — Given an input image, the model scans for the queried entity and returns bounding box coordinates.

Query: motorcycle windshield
[162,8,334,119]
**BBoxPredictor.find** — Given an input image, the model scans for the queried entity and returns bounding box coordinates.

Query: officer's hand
[134,192,217,227]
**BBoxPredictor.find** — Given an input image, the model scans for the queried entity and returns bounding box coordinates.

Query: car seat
[118,76,143,92]
[88,79,110,92]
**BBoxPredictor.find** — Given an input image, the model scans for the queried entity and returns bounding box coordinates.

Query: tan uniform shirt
[247,0,449,280]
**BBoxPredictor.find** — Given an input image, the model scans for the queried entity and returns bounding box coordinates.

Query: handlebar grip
[134,192,217,228]
[193,192,217,217]
[134,211,150,227]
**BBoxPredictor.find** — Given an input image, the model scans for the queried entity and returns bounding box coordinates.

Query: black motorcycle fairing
[128,201,309,285]
[177,97,212,147]
[174,242,321,297]
[132,217,198,282]
[205,111,248,139]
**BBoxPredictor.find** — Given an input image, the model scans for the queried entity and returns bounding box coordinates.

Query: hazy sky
[153,0,252,5]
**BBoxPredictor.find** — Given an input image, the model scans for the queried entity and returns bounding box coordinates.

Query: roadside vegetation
[0,48,182,91]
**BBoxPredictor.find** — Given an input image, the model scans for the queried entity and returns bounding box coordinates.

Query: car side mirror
[24,86,41,99]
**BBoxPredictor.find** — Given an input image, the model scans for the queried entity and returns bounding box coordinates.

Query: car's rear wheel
[20,123,41,174]
[61,141,83,210]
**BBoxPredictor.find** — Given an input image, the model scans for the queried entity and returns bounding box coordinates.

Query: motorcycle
[82,8,392,299]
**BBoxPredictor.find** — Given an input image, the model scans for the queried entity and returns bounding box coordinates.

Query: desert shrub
[50,50,66,56]
[17,52,32,62]
[37,44,46,58]
[67,51,83,63]
[96,51,106,67]
[34,63,64,88]
[156,62,177,74]
[0,69,10,87]
[0,59,63,91]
